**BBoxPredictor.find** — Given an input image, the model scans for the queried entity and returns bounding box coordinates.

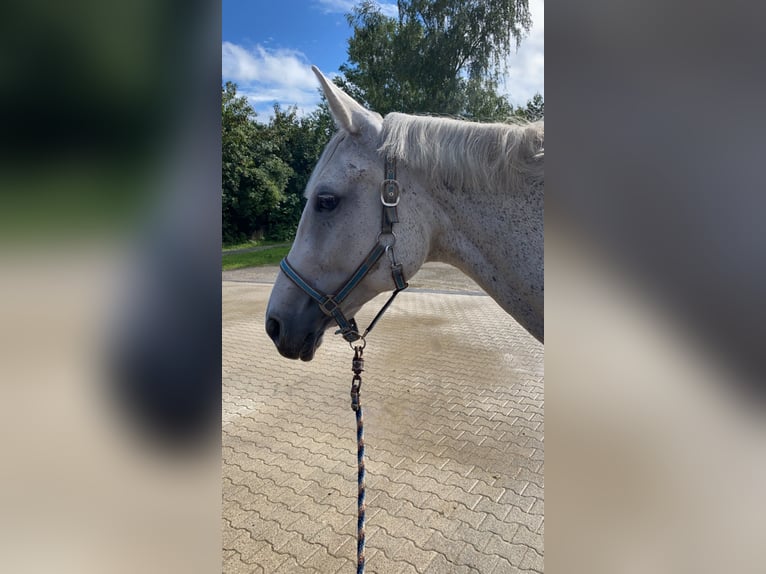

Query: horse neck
[423,176,544,341]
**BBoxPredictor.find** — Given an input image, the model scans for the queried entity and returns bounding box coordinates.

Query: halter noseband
[279,156,409,343]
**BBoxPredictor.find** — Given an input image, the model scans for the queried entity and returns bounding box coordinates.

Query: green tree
[221,82,292,243]
[514,93,544,121]
[261,103,335,240]
[221,82,336,243]
[339,0,531,119]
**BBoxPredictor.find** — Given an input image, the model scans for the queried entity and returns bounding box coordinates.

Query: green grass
[222,245,291,270]
[222,239,285,252]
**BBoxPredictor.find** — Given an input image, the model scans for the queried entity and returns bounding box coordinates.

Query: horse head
[265,67,430,360]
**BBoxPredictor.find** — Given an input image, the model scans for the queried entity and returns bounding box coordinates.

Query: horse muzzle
[265,311,329,361]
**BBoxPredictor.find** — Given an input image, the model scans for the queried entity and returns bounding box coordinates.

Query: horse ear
[312,66,379,135]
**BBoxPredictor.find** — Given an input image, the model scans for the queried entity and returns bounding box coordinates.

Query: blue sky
[222,0,544,119]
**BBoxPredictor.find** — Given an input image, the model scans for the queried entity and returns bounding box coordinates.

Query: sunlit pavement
[223,263,544,573]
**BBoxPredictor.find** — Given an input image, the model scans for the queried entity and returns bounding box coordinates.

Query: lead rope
[350,344,366,574]
[280,156,405,572]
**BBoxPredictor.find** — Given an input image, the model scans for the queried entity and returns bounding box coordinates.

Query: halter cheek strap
[279,157,408,343]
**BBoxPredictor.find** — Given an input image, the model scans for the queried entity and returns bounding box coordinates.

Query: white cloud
[222,42,322,120]
[222,42,316,88]
[315,0,355,12]
[315,0,398,18]
[501,0,544,106]
[378,3,399,18]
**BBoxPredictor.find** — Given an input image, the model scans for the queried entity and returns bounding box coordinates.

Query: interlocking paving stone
[223,263,544,572]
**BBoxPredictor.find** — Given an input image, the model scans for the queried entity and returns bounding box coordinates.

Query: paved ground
[223,263,544,573]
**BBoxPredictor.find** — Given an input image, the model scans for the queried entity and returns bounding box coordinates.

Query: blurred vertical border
[547,0,766,572]
[0,1,222,572]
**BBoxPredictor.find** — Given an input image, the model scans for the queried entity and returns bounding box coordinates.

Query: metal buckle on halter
[380,179,400,207]
[319,297,340,315]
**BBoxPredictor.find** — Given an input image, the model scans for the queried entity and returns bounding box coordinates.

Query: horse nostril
[265,317,281,343]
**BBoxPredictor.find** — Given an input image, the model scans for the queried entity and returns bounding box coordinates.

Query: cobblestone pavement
[223,263,544,573]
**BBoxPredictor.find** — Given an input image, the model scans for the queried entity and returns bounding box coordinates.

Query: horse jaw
[311,65,382,136]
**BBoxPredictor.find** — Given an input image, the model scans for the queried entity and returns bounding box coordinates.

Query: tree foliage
[221,82,334,244]
[339,0,533,119]
[515,92,544,122]
[263,104,335,240]
[222,82,290,243]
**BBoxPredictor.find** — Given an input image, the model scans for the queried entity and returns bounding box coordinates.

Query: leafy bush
[266,194,303,241]
[222,83,333,243]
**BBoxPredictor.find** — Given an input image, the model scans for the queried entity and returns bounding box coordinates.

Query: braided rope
[350,346,366,573]
[355,401,366,573]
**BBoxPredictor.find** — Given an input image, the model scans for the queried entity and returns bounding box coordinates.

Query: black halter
[279,157,408,343]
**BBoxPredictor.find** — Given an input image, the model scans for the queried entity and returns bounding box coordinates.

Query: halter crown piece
[279,156,409,343]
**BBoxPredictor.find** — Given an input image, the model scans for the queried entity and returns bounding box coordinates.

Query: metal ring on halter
[349,336,367,351]
[376,231,396,248]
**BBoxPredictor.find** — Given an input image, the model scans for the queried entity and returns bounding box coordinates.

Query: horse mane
[378,113,544,194]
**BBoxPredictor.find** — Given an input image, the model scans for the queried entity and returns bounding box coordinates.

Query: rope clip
[350,345,365,411]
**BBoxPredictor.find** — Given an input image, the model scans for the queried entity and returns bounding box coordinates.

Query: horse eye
[316,193,339,212]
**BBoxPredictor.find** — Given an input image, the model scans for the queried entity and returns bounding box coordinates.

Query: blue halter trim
[279,157,408,343]
[280,243,387,342]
